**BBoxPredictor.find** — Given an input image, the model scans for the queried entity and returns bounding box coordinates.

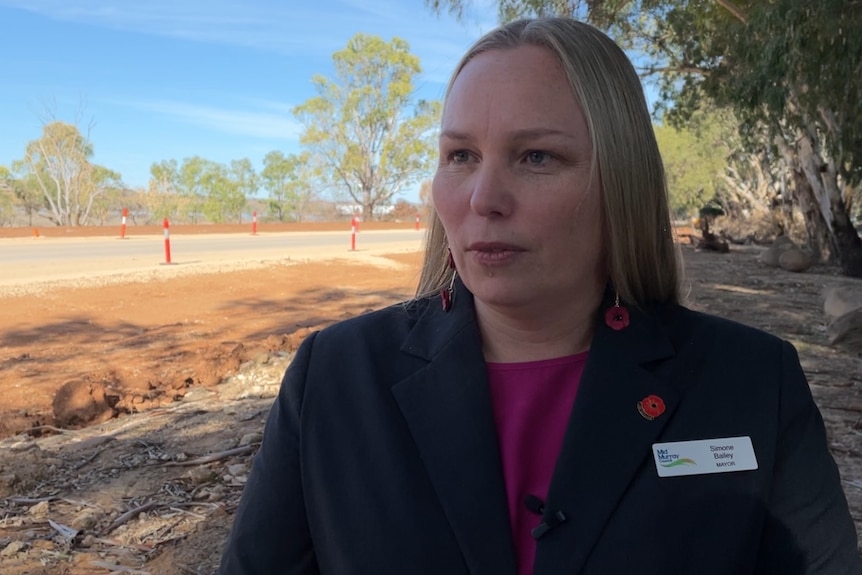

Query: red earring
[604,293,630,330]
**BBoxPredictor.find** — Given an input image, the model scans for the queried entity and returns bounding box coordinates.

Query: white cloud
[0,0,354,55]
[0,0,495,76]
[118,99,302,140]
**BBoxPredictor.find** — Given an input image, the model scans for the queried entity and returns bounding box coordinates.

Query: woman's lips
[466,242,525,266]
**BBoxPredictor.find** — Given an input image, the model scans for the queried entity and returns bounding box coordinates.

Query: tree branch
[638,65,709,78]
[714,0,747,24]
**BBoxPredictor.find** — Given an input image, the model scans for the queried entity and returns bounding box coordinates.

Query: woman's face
[433,45,606,315]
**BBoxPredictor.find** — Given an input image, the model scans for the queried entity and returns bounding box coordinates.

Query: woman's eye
[447,150,471,163]
[525,150,552,165]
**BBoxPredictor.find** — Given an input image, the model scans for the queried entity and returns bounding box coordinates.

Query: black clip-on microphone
[524,494,567,539]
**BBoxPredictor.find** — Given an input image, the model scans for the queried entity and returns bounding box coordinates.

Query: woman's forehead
[441,46,587,137]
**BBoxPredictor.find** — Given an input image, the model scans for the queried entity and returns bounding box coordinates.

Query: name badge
[652,436,758,477]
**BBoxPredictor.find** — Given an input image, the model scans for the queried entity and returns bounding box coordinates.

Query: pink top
[487,352,588,575]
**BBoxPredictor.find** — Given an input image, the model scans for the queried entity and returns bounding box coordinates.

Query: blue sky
[0,0,497,202]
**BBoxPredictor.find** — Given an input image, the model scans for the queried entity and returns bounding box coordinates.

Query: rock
[0,473,18,489]
[760,237,796,267]
[30,539,56,551]
[186,467,216,486]
[8,440,39,452]
[826,308,862,353]
[227,463,247,476]
[0,540,28,557]
[238,432,262,446]
[71,507,104,531]
[774,235,796,249]
[778,249,813,273]
[52,380,117,428]
[28,500,50,517]
[824,286,862,319]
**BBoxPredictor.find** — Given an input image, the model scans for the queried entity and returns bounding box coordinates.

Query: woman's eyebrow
[508,128,577,142]
[439,129,472,141]
[440,128,577,141]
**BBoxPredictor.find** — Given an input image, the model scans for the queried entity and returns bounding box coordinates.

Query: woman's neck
[475,291,603,363]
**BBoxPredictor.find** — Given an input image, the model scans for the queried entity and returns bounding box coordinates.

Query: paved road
[0,229,424,287]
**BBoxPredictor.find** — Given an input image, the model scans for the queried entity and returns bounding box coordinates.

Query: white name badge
[652,436,758,477]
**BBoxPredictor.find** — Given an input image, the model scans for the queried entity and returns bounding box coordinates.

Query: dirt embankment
[0,232,861,574]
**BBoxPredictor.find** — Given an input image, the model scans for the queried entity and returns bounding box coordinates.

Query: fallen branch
[162,444,256,467]
[14,424,70,436]
[7,495,60,505]
[88,561,151,574]
[101,501,160,535]
[48,518,79,540]
[92,536,154,552]
[73,448,105,470]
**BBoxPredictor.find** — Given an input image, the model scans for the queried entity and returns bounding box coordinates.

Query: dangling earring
[604,292,630,330]
[441,249,457,312]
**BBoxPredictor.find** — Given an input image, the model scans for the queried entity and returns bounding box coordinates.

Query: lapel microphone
[524,494,568,539]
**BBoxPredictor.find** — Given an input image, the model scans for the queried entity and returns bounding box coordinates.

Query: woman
[218,18,861,574]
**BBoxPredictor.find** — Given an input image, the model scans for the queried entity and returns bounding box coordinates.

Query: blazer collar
[536,294,680,574]
[392,282,518,575]
[393,283,680,575]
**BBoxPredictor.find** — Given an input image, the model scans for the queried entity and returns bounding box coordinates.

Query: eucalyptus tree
[0,165,15,225]
[19,121,121,226]
[147,159,181,222]
[261,150,318,222]
[427,0,862,274]
[293,33,440,221]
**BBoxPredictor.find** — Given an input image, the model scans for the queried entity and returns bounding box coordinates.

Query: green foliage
[426,0,589,21]
[86,166,124,224]
[427,0,860,185]
[261,150,318,222]
[706,0,862,185]
[293,33,441,220]
[148,156,251,224]
[0,165,15,226]
[177,156,209,224]
[19,121,121,226]
[201,162,247,224]
[146,159,181,222]
[654,106,741,218]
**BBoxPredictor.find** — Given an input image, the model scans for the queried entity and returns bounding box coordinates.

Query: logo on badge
[655,448,696,468]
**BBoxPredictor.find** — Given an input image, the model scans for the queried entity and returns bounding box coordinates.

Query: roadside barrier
[120,208,128,239]
[350,216,357,251]
[32,228,39,238]
[415,213,420,231]
[163,218,172,264]
[252,211,258,236]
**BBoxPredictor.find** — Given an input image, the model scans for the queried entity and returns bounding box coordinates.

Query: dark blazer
[218,284,861,574]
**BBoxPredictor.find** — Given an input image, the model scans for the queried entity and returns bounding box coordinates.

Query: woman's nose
[469,161,511,218]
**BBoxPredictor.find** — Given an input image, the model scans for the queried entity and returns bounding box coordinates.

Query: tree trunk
[789,166,834,264]
[796,129,862,277]
[776,134,833,264]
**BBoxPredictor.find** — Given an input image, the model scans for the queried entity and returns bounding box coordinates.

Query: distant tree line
[0,33,439,227]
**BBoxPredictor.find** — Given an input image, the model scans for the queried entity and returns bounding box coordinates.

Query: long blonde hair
[416,17,680,307]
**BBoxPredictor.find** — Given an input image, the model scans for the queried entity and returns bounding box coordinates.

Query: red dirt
[0,224,860,574]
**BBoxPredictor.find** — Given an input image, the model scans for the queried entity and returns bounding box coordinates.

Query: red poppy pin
[638,395,666,420]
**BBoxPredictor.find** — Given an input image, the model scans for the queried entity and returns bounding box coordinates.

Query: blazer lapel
[534,301,680,574]
[392,288,517,575]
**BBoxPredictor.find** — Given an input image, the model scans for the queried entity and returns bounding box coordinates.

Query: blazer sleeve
[217,332,320,575]
[758,340,861,574]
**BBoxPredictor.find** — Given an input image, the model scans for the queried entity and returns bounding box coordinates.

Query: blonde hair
[416,17,680,307]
